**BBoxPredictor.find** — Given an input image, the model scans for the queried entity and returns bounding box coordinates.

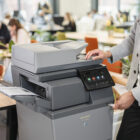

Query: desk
[0,93,16,110]
[115,21,134,29]
[66,31,126,46]
[110,71,127,86]
[0,92,17,140]
[29,24,64,34]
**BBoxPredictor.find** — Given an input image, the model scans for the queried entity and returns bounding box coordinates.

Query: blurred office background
[0,0,139,35]
[0,0,139,20]
[0,1,140,140]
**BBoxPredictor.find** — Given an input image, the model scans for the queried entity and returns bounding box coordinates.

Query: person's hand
[86,49,112,61]
[113,91,135,110]
[10,30,15,37]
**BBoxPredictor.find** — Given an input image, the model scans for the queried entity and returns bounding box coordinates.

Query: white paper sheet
[114,84,128,95]
[0,87,36,97]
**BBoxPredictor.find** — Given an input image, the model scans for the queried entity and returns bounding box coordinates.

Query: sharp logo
[80,115,91,121]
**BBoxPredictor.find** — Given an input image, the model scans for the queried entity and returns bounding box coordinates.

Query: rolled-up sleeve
[110,21,137,63]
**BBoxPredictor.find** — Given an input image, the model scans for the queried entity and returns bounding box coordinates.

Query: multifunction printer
[11,40,115,140]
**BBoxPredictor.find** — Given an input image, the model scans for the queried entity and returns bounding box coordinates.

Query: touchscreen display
[79,66,115,91]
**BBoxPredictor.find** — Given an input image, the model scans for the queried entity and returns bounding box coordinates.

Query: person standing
[37,1,52,15]
[62,12,76,32]
[86,17,140,140]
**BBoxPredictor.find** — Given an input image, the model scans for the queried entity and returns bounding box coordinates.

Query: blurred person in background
[32,1,52,26]
[117,10,129,24]
[5,18,31,84]
[92,9,103,22]
[91,10,106,30]
[62,12,76,32]
[110,15,114,25]
[92,9,99,20]
[33,10,47,25]
[0,18,11,48]
[37,1,52,15]
[77,12,94,32]
[80,12,93,22]
[3,13,11,25]
[8,18,30,45]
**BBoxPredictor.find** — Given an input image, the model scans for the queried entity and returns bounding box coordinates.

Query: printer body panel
[90,87,114,106]
[47,77,89,110]
[16,101,113,140]
[36,49,78,68]
[53,105,113,140]
[16,102,54,140]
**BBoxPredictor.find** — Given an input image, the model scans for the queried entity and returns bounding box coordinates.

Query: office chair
[85,37,98,54]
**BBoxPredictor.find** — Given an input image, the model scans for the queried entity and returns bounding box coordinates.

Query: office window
[2,0,51,21]
[5,0,18,13]
[19,0,51,21]
[121,0,138,11]
[0,0,5,17]
[0,0,18,18]
[59,0,91,18]
[120,0,138,18]
[98,0,118,16]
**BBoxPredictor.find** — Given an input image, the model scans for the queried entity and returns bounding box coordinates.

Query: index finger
[86,49,99,60]
[92,55,103,61]
[113,102,119,110]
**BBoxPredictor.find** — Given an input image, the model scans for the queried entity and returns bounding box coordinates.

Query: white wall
[59,0,91,19]
[0,0,6,18]
[99,0,118,16]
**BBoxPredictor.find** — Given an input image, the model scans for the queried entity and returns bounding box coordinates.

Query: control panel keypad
[79,66,115,91]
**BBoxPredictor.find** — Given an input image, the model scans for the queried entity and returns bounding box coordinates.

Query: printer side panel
[11,65,21,86]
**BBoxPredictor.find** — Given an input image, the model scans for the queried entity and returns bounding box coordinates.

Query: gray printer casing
[11,41,114,140]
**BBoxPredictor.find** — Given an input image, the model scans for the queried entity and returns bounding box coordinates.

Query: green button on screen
[88,78,91,81]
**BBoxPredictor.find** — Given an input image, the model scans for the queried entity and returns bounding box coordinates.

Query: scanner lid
[12,40,101,73]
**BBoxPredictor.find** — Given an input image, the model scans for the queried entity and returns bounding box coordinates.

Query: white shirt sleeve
[17,29,30,45]
[131,86,140,106]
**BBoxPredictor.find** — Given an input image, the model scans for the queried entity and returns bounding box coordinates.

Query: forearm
[104,51,112,58]
[110,37,134,63]
[109,21,137,63]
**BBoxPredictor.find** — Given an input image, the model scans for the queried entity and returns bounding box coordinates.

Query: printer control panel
[79,66,115,91]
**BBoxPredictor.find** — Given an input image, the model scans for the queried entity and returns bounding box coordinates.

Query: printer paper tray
[0,87,51,111]
[14,95,51,111]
